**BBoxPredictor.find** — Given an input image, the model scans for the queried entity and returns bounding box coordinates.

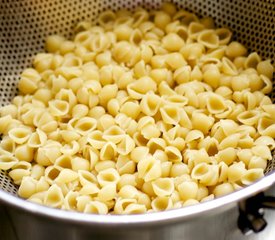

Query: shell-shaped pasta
[164,95,188,108]
[206,94,227,114]
[8,161,31,185]
[191,163,219,186]
[60,141,79,155]
[147,138,166,154]
[177,181,198,201]
[97,168,120,187]
[55,169,78,184]
[123,203,147,214]
[251,145,272,160]
[213,183,234,197]
[79,183,99,196]
[97,183,117,202]
[0,153,18,170]
[241,169,264,185]
[198,137,219,156]
[170,163,190,178]
[151,196,173,211]
[257,60,274,79]
[137,156,161,182]
[49,99,69,117]
[120,101,141,120]
[260,75,273,94]
[160,106,181,125]
[197,30,219,49]
[87,130,106,149]
[103,125,125,144]
[18,176,37,198]
[191,112,214,134]
[117,135,135,155]
[216,147,237,165]
[8,127,32,144]
[0,115,13,135]
[257,116,275,138]
[162,33,185,52]
[44,184,64,208]
[152,178,174,197]
[100,142,117,161]
[130,146,149,163]
[244,52,261,69]
[36,177,50,192]
[54,154,73,168]
[114,198,137,214]
[78,170,97,186]
[14,144,34,163]
[215,28,232,45]
[221,57,238,75]
[44,165,62,184]
[173,10,199,26]
[76,195,93,212]
[71,117,97,136]
[0,136,16,155]
[188,22,206,39]
[114,42,140,66]
[63,191,79,211]
[84,201,108,214]
[158,81,176,96]
[97,114,116,132]
[127,77,157,100]
[165,146,182,163]
[140,92,162,116]
[248,156,267,170]
[118,185,139,199]
[219,133,240,150]
[55,89,77,109]
[185,130,204,143]
[28,129,47,148]
[254,136,275,150]
[228,162,247,182]
[116,155,136,175]
[237,110,260,126]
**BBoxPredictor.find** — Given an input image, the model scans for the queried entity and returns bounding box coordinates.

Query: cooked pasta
[0,2,274,215]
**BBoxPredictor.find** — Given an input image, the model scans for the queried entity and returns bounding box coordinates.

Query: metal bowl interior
[0,0,274,225]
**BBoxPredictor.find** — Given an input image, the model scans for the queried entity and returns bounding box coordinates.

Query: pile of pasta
[0,2,274,214]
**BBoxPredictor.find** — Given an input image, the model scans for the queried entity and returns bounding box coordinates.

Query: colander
[0,0,274,240]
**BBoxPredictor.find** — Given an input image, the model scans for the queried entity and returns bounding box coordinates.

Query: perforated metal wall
[0,0,274,196]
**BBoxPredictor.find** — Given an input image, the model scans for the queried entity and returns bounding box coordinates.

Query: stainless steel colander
[0,1,274,240]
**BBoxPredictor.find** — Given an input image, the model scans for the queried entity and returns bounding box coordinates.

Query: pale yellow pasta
[18,176,37,198]
[84,201,108,214]
[1,2,274,215]
[225,41,247,58]
[177,181,198,201]
[137,156,161,182]
[248,156,267,170]
[97,183,117,202]
[14,144,34,163]
[213,183,234,197]
[31,164,45,180]
[197,30,219,49]
[228,162,247,182]
[191,163,219,186]
[44,184,64,208]
[55,169,78,184]
[28,129,47,148]
[151,196,173,211]
[8,161,31,185]
[63,191,79,211]
[216,147,236,165]
[152,178,174,197]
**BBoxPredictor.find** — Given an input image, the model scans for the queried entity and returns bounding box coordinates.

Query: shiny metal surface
[1,184,275,240]
[0,0,275,238]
